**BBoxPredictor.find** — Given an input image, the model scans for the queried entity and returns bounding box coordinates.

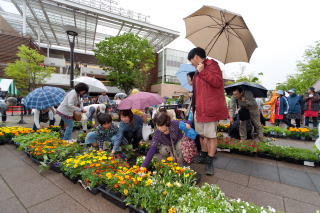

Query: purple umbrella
[118,92,164,110]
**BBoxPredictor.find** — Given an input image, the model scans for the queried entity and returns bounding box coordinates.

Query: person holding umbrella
[188,47,228,175]
[32,107,56,131]
[303,87,319,128]
[57,83,89,140]
[229,87,264,141]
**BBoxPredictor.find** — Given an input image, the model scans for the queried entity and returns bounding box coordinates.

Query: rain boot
[205,156,214,176]
[196,151,207,164]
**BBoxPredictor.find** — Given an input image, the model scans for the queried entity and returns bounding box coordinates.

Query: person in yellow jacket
[264,90,278,124]
[130,88,147,121]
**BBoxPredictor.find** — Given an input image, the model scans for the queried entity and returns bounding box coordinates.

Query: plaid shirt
[95,124,119,149]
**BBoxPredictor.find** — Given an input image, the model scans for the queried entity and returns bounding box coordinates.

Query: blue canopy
[176,64,196,91]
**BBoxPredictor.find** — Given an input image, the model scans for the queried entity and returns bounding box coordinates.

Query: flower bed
[173,183,279,213]
[27,138,82,172]
[217,123,230,132]
[218,137,320,166]
[263,126,318,141]
[0,126,33,144]
[13,132,60,150]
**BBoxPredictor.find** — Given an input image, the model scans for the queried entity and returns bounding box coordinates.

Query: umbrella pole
[17,105,26,124]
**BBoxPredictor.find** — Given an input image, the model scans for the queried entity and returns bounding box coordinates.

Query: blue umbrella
[25,86,66,110]
[176,64,196,91]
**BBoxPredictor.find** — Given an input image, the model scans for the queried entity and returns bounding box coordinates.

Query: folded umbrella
[24,86,65,110]
[73,76,107,93]
[114,93,127,99]
[118,92,164,110]
[176,64,196,91]
[224,82,268,98]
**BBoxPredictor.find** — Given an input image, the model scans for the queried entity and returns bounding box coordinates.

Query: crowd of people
[0,47,319,178]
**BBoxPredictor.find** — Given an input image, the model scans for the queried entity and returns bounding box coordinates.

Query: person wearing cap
[274,90,290,127]
[303,87,319,128]
[287,89,303,128]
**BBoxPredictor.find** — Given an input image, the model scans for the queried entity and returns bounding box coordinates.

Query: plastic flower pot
[62,173,80,184]
[30,156,41,165]
[98,186,127,209]
[78,180,100,195]
[128,205,147,213]
[50,162,62,173]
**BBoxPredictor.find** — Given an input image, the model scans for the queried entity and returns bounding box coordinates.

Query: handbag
[238,107,250,121]
[178,136,198,164]
[39,111,49,123]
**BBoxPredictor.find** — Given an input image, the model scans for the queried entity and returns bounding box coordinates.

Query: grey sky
[1,0,319,89]
[121,0,320,89]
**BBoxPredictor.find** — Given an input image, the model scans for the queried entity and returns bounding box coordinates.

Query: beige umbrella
[184,5,257,64]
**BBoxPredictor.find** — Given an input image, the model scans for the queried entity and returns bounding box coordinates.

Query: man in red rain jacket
[188,47,228,175]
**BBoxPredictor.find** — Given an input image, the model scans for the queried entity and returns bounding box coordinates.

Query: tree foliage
[4,45,54,94]
[94,33,155,93]
[235,70,263,84]
[277,41,320,94]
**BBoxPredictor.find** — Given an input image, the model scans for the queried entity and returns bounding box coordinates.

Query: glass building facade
[158,48,189,83]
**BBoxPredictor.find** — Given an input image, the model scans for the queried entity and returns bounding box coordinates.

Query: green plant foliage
[4,45,55,95]
[94,33,155,93]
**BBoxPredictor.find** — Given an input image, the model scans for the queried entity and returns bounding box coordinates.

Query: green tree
[235,70,263,84]
[4,45,54,94]
[94,33,155,93]
[277,41,320,94]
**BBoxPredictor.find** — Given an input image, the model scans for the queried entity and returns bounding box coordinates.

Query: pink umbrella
[118,92,164,110]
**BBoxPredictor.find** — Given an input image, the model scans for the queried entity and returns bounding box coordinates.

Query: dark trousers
[287,119,301,128]
[2,111,6,122]
[305,117,318,128]
[124,128,142,149]
[275,118,293,127]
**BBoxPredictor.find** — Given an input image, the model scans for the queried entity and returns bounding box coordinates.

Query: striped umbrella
[24,86,65,110]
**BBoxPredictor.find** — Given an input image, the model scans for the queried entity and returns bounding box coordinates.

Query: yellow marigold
[168,208,177,213]
[123,189,129,196]
[167,156,173,162]
[145,179,152,186]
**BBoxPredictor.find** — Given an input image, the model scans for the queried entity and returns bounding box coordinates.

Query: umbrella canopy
[224,82,268,98]
[24,86,66,110]
[114,93,127,99]
[184,5,257,64]
[118,92,164,110]
[176,64,196,91]
[73,76,107,93]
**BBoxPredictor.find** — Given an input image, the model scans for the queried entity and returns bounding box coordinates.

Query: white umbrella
[73,76,107,93]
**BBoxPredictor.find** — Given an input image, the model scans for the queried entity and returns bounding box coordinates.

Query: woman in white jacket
[57,83,89,140]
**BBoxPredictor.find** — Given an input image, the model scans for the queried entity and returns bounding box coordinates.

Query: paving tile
[215,168,249,186]
[0,197,27,213]
[199,173,219,186]
[212,154,231,169]
[1,163,41,184]
[9,177,63,208]
[248,176,282,195]
[28,193,90,213]
[216,179,247,199]
[284,198,320,213]
[42,171,75,191]
[239,187,285,212]
[278,167,317,191]
[0,152,26,172]
[225,158,253,175]
[250,163,280,182]
[65,183,95,203]
[278,184,320,207]
[83,194,127,213]
[308,172,320,193]
[0,177,14,202]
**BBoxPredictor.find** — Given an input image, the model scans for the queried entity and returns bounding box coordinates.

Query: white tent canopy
[0,78,19,95]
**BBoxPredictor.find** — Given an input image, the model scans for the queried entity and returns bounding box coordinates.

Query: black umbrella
[224,82,268,98]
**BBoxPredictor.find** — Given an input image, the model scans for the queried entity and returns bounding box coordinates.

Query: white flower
[242,209,247,213]
[174,182,182,187]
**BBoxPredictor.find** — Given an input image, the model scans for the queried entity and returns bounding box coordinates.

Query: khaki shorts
[195,114,218,139]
